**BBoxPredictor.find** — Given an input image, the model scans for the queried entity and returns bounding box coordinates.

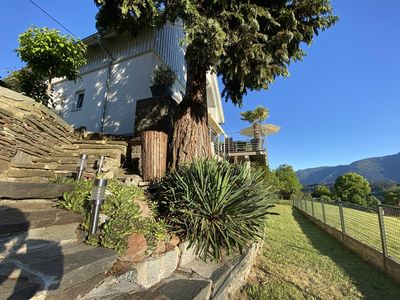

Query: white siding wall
[54,68,108,132]
[103,52,156,134]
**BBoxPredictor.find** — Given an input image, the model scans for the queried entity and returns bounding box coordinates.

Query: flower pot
[150,85,173,97]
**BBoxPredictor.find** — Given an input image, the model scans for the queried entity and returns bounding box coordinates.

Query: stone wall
[84,242,260,299]
[0,87,128,182]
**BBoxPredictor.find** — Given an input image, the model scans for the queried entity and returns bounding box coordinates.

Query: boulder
[124,175,143,186]
[123,233,148,262]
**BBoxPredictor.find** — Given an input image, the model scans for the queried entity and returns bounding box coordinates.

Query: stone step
[0,181,74,199]
[0,205,83,235]
[0,242,117,300]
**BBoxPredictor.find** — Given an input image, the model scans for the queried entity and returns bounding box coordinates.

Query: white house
[52,22,225,138]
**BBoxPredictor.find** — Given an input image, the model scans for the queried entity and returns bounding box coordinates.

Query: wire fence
[293,198,400,263]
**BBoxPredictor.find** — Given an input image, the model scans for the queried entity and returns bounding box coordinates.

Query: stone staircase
[6,140,128,183]
[0,182,117,300]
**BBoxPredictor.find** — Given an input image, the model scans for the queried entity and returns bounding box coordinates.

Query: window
[75,91,85,110]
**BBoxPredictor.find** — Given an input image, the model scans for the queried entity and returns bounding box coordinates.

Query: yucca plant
[160,158,275,261]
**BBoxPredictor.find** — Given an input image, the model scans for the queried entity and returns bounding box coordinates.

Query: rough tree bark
[171,57,211,168]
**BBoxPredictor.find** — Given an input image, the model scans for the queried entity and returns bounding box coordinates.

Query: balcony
[209,129,268,165]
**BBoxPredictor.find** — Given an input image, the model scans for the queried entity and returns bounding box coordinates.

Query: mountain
[296,152,400,185]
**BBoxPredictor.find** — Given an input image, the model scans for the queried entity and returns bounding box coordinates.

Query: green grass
[242,205,400,300]
[301,200,400,261]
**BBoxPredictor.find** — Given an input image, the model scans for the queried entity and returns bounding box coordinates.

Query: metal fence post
[311,198,315,217]
[321,200,327,225]
[338,201,346,239]
[305,199,308,214]
[377,201,388,270]
[299,198,303,211]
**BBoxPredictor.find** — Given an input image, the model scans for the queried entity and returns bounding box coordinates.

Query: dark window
[76,92,84,109]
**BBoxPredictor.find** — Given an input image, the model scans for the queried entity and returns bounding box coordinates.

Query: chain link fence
[293,198,400,263]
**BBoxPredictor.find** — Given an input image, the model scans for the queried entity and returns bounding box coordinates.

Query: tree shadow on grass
[291,208,400,299]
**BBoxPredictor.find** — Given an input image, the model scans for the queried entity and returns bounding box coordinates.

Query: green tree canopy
[383,186,400,206]
[274,164,303,199]
[16,27,87,92]
[311,185,332,200]
[94,0,338,167]
[3,68,50,105]
[334,172,371,206]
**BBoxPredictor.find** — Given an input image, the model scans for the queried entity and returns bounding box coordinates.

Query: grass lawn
[303,200,400,261]
[240,204,400,300]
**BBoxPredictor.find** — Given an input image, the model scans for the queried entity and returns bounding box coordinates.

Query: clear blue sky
[1,1,399,171]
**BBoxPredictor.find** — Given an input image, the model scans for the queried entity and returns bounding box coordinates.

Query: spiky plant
[160,158,275,261]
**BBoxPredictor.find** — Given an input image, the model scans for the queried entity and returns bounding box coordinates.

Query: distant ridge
[296,152,400,185]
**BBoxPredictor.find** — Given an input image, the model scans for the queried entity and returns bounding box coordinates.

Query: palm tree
[240,106,270,150]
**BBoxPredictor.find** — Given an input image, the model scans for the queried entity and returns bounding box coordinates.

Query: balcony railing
[209,127,265,156]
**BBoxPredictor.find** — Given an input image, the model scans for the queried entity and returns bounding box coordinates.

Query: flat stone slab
[0,242,117,298]
[0,276,39,300]
[128,278,212,300]
[0,182,74,199]
[0,206,83,234]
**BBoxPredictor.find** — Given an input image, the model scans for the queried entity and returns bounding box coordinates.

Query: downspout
[97,34,114,134]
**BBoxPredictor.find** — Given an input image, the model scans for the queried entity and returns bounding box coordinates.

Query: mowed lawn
[304,200,400,261]
[240,204,400,300]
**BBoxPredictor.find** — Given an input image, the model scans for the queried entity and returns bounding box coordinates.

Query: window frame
[73,90,85,111]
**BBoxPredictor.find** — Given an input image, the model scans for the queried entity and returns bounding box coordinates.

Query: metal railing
[293,198,400,263]
[208,129,265,156]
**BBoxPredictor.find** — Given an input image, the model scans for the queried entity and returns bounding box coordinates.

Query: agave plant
[160,158,275,261]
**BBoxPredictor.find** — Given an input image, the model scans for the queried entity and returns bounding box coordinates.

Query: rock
[135,199,153,218]
[179,241,197,267]
[123,233,148,262]
[169,235,180,247]
[124,175,143,186]
[99,213,109,226]
[153,241,166,255]
[117,247,180,288]
[165,235,180,251]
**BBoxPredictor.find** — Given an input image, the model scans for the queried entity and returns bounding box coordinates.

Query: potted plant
[150,64,176,97]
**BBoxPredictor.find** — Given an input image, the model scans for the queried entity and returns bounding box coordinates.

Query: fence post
[299,198,303,211]
[305,199,308,214]
[311,198,315,217]
[338,201,346,240]
[321,200,327,225]
[377,201,388,270]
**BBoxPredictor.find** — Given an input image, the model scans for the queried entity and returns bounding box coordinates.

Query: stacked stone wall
[0,87,127,182]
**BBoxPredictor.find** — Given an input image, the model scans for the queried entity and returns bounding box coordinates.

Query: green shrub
[151,64,176,87]
[160,158,275,261]
[58,178,167,255]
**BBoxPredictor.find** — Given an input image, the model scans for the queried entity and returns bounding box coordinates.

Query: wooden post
[141,131,168,181]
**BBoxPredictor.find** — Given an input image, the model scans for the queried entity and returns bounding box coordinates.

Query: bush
[58,178,167,255]
[159,158,275,261]
[151,64,176,87]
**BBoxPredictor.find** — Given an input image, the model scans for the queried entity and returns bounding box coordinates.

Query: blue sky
[1,1,399,170]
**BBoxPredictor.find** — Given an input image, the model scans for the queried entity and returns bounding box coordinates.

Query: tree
[334,172,371,206]
[3,68,50,105]
[94,0,338,168]
[240,106,269,143]
[311,185,332,200]
[15,27,87,106]
[274,164,302,199]
[383,186,400,206]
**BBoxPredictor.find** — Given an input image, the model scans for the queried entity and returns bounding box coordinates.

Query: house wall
[52,23,225,136]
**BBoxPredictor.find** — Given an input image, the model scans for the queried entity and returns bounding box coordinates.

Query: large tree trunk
[171,58,211,168]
